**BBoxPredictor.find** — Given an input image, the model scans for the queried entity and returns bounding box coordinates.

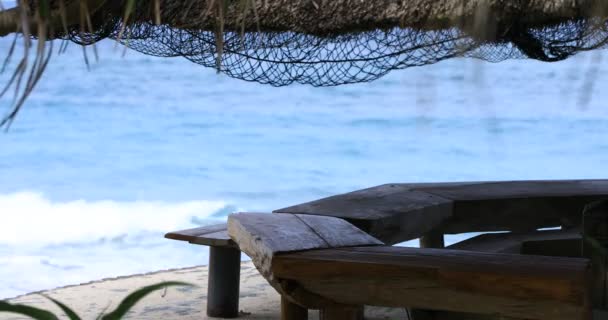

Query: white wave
[0,192,229,246]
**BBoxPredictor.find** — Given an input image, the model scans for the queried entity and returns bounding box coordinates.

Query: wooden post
[420,230,445,249]
[320,306,364,320]
[583,201,608,309]
[411,230,445,319]
[281,296,308,320]
[207,246,241,318]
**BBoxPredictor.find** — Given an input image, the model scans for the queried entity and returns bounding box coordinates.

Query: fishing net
[50,0,608,87]
[2,0,606,126]
[6,0,608,88]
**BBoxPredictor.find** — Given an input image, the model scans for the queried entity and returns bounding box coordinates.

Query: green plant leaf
[0,300,59,320]
[41,295,82,320]
[100,281,193,320]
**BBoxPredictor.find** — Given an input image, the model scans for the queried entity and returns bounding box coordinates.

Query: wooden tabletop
[275,179,608,244]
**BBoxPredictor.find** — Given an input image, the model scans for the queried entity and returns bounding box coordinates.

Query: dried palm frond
[0,0,607,127]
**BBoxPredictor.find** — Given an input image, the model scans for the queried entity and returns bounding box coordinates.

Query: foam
[0,191,229,246]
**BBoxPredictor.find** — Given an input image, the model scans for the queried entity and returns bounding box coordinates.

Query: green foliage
[0,281,193,320]
[0,301,59,320]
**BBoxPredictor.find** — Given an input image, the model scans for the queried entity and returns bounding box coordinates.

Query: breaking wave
[0,191,234,246]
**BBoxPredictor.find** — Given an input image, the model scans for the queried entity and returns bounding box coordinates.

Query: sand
[2,262,408,319]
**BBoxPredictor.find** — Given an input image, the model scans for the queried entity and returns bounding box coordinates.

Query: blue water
[1,39,608,298]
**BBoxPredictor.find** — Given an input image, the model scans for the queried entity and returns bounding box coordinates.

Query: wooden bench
[165,224,241,318]
[164,180,608,319]
[447,228,582,254]
[228,212,593,320]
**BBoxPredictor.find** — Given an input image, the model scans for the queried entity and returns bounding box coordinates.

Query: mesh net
[40,1,608,86]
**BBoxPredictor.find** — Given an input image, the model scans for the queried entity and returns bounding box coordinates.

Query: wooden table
[167,179,608,319]
[276,179,608,244]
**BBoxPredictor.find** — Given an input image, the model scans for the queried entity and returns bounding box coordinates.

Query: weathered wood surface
[276,180,608,244]
[417,180,608,200]
[420,230,445,249]
[414,230,445,319]
[448,229,581,254]
[227,212,383,280]
[281,296,307,320]
[165,223,237,248]
[319,306,364,320]
[272,246,592,320]
[583,201,608,309]
[419,180,608,234]
[275,184,453,244]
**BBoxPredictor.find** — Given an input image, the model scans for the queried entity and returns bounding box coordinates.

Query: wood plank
[281,296,307,320]
[415,180,608,201]
[275,184,453,244]
[420,230,444,248]
[164,223,237,248]
[272,246,592,320]
[448,229,581,254]
[436,197,598,233]
[227,212,382,279]
[320,306,364,320]
[415,230,445,319]
[417,180,608,233]
[522,238,583,257]
[276,180,608,242]
[582,200,608,309]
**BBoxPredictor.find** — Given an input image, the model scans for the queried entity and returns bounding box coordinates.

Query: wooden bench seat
[165,223,237,248]
[447,228,582,254]
[273,246,591,320]
[228,212,594,320]
[165,223,241,318]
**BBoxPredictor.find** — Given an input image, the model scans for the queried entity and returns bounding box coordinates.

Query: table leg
[281,296,308,320]
[207,246,241,318]
[410,231,444,319]
[320,306,364,320]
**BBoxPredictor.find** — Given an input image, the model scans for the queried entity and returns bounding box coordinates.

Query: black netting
[53,1,608,86]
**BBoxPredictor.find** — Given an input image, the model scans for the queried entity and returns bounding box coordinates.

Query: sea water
[1,39,607,298]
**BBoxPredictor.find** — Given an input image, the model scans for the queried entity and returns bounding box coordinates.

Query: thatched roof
[0,0,607,126]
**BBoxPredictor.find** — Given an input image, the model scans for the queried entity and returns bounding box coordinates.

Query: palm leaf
[0,300,59,320]
[100,281,193,320]
[41,295,82,320]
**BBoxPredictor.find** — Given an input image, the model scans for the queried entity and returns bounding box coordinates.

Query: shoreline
[3,261,407,319]
[4,264,208,301]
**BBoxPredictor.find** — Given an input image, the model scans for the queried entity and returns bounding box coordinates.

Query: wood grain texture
[275,184,453,244]
[448,229,581,254]
[227,212,382,280]
[281,296,307,320]
[418,180,608,233]
[276,180,608,243]
[415,180,608,200]
[272,246,592,320]
[420,230,445,249]
[164,223,237,248]
[582,200,608,308]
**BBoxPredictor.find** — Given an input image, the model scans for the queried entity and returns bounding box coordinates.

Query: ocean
[1,39,607,298]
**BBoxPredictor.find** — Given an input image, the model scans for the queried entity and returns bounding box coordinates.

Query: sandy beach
[2,261,407,319]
